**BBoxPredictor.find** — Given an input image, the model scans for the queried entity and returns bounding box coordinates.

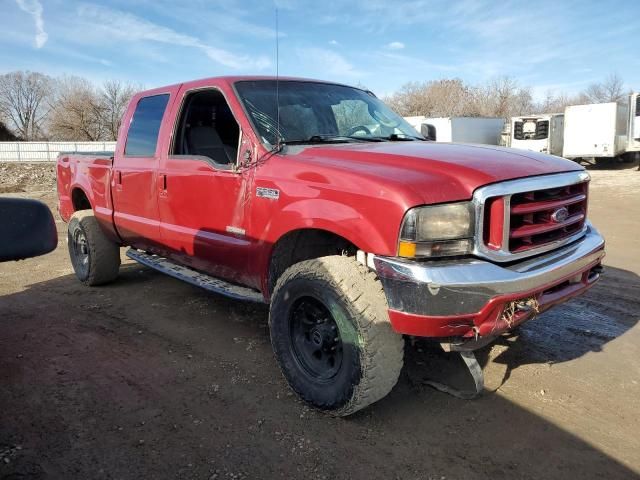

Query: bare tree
[385,79,473,117]
[583,73,626,103]
[535,88,598,113]
[0,71,52,140]
[101,80,138,141]
[47,77,106,141]
[385,77,536,119]
[471,76,533,118]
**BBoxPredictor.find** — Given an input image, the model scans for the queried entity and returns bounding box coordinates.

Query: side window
[125,94,170,156]
[172,89,240,167]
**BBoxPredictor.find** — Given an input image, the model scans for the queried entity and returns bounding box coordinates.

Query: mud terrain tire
[68,210,120,286]
[269,255,404,416]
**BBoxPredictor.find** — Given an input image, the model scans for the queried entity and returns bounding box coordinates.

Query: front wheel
[269,256,404,416]
[68,210,121,286]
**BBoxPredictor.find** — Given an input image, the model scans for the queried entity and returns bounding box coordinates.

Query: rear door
[112,90,176,251]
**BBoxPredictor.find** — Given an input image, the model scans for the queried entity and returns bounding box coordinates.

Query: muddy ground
[1,162,639,480]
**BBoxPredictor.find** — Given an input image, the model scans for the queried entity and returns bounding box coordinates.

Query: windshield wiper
[372,133,426,141]
[283,134,384,145]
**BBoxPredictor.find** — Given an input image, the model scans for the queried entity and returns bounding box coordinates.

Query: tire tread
[271,255,404,416]
[68,210,120,286]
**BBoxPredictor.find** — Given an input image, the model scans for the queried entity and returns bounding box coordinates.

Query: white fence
[0,141,116,162]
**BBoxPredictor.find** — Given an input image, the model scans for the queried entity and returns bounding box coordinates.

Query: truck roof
[134,76,363,98]
[512,113,563,120]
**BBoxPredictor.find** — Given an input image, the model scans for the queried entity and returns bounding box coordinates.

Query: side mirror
[0,198,58,262]
[421,124,437,141]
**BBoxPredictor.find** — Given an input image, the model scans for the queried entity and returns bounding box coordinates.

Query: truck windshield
[235,80,423,146]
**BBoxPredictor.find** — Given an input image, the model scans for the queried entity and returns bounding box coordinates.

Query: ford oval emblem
[551,207,569,223]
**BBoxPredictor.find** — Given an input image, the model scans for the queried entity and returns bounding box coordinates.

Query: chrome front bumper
[373,222,605,318]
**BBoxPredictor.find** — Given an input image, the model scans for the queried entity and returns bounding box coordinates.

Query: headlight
[398,202,474,258]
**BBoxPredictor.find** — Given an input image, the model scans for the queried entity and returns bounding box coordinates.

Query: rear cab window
[125,94,170,156]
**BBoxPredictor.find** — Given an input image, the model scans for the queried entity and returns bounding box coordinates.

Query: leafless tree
[385,79,473,117]
[385,77,536,119]
[471,76,533,118]
[101,80,138,141]
[535,89,592,114]
[583,73,626,104]
[47,76,106,141]
[0,71,53,140]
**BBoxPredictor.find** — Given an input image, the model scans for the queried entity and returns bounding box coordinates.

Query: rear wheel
[269,255,404,416]
[68,210,120,286]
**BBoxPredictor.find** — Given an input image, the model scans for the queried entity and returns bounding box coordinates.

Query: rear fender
[68,179,120,244]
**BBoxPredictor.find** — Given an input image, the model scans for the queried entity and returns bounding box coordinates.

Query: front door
[157,85,255,287]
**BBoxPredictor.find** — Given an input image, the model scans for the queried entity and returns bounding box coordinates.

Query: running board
[126,249,265,303]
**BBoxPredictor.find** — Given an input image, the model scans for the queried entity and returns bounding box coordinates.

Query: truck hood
[290,142,584,205]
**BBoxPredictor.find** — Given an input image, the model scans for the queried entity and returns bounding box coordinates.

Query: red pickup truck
[57,76,605,415]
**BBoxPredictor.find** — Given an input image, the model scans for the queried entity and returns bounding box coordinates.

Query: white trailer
[403,116,504,145]
[562,102,629,161]
[626,92,640,160]
[510,114,564,156]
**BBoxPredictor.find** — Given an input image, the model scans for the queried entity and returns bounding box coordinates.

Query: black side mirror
[421,124,437,141]
[0,198,57,262]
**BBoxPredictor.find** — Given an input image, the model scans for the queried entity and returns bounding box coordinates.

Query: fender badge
[225,226,246,236]
[256,187,280,200]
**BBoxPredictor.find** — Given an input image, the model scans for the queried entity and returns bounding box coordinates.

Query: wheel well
[268,229,357,295]
[72,188,91,211]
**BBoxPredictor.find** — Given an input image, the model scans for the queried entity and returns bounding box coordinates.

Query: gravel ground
[1,162,639,480]
[0,162,56,194]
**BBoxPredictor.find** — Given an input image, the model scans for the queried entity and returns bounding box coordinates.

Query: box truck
[404,116,504,145]
[510,114,564,156]
[562,102,629,162]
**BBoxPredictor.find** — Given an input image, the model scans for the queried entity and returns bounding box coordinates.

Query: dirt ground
[1,162,639,480]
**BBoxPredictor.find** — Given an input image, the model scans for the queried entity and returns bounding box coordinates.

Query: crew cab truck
[57,76,605,415]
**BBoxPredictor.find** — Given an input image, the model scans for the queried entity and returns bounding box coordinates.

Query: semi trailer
[563,102,629,162]
[510,114,564,156]
[626,92,640,161]
[403,116,504,145]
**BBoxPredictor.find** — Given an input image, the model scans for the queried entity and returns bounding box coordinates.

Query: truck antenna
[275,8,282,151]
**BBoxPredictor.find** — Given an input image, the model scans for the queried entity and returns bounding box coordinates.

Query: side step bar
[126,249,266,303]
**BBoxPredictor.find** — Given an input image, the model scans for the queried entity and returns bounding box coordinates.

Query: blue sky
[2,0,639,99]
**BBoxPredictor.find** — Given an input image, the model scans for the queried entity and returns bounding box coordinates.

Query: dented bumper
[374,222,605,342]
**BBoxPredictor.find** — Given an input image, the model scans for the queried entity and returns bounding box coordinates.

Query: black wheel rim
[289,296,343,381]
[72,229,90,277]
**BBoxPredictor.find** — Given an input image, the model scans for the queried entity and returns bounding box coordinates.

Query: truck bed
[58,151,115,158]
[57,152,119,241]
